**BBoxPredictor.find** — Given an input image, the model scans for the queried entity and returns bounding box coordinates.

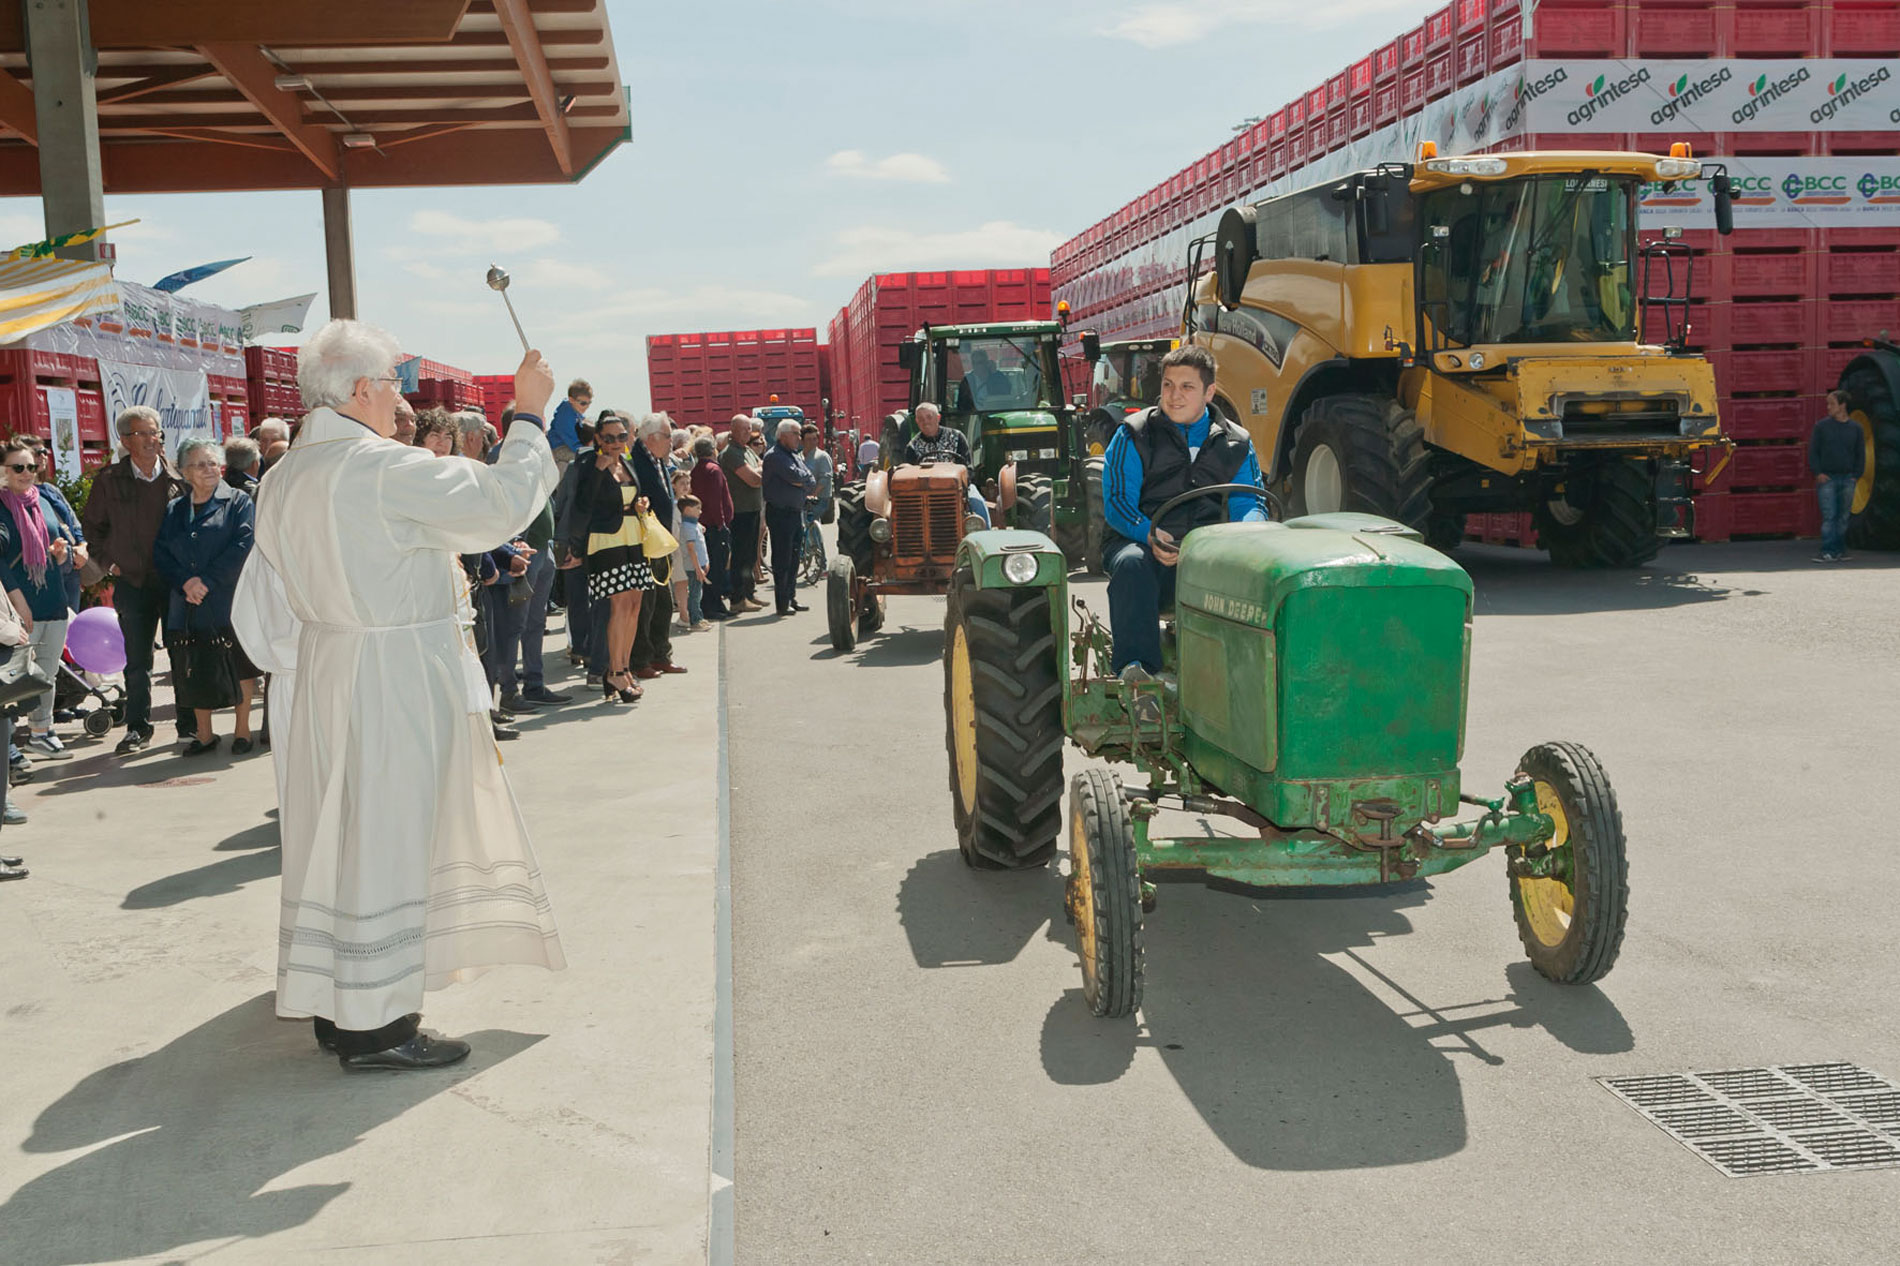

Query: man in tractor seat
[902,402,991,527]
[1102,344,1268,679]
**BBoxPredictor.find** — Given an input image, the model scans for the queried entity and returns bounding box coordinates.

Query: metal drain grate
[1600,1062,1900,1178]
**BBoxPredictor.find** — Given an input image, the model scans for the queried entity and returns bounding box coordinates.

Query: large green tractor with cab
[941,494,1628,1017]
[887,321,1093,567]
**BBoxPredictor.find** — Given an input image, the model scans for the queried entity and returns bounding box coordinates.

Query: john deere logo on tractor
[1732,67,1810,125]
[1810,66,1891,125]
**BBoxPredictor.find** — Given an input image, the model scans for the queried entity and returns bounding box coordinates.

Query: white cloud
[811,221,1063,278]
[1100,0,1415,47]
[824,149,951,184]
[520,257,617,293]
[407,209,561,254]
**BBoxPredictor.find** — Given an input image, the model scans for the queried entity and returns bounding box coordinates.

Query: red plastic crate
[1825,251,1900,295]
[1725,396,1814,442]
[1728,442,1810,491]
[1425,50,1455,99]
[1425,3,1456,48]
[1350,96,1374,137]
[1401,67,1427,112]
[1455,0,1487,33]
[1455,31,1489,83]
[1400,24,1428,67]
[1826,3,1900,54]
[1373,39,1401,81]
[1728,300,1808,345]
[1728,490,1812,538]
[1374,80,1401,126]
[1730,4,1817,55]
[1490,17,1524,66]
[1692,493,1731,542]
[1718,251,1816,299]
[1824,132,1900,154]
[1818,297,1900,344]
[1728,349,1808,394]
[1720,131,1820,155]
[1527,1,1627,55]
[1642,298,1718,345]
[1818,345,1864,389]
[75,387,105,443]
[1632,2,1718,54]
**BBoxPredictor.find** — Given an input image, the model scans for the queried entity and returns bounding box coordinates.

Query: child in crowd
[676,495,712,632]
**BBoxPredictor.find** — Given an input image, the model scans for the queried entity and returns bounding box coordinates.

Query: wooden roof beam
[491,0,571,175]
[0,0,471,51]
[194,43,339,179]
[98,66,222,105]
[0,64,34,145]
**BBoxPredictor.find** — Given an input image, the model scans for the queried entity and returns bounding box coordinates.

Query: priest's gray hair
[176,437,226,469]
[298,318,404,409]
[775,419,802,440]
[636,413,671,440]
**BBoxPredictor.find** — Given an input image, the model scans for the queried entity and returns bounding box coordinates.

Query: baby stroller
[54,648,125,738]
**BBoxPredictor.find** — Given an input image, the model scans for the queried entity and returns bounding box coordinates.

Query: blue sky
[0,0,1433,414]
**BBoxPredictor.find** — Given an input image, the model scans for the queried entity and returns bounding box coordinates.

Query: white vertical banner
[43,386,82,479]
[97,359,212,462]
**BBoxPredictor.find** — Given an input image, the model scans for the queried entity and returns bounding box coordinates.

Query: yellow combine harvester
[1188,147,1734,566]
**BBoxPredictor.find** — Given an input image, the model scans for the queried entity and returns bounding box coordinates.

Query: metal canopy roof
[0,0,631,193]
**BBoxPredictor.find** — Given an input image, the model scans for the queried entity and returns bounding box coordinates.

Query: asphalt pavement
[729,539,1900,1265]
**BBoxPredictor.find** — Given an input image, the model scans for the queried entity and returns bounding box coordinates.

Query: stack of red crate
[0,349,110,468]
[243,345,300,424]
[646,327,824,430]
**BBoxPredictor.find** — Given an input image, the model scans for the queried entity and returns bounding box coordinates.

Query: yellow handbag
[640,512,678,559]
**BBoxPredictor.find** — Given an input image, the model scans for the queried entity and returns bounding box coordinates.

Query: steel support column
[322,185,356,320]
[24,0,105,261]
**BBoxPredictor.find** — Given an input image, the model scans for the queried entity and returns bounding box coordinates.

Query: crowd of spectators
[0,374,837,881]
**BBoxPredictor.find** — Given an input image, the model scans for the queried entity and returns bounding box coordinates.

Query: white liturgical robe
[245,405,565,1030]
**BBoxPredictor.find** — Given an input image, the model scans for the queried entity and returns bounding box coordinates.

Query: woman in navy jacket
[154,437,259,756]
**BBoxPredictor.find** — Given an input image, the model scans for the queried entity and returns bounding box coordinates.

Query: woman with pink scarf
[0,437,73,760]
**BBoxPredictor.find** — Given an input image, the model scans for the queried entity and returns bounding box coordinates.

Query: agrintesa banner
[1524,59,1900,134]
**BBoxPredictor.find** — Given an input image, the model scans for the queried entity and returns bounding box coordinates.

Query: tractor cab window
[939,337,1058,413]
[1090,346,1168,409]
[1420,175,1637,347]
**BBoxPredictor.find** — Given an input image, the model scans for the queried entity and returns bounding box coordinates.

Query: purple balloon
[65,605,126,675]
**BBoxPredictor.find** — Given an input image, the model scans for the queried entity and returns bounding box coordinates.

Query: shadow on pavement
[1464,554,1742,616]
[896,849,1055,968]
[0,992,543,1266]
[811,625,944,668]
[1034,879,1632,1171]
[213,820,280,851]
[122,843,280,909]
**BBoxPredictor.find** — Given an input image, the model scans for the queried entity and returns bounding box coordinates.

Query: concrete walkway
[0,616,722,1265]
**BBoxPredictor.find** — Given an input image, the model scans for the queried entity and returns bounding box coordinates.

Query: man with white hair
[628,413,687,676]
[903,402,990,527]
[237,319,564,1071]
[253,416,291,474]
[761,417,818,617]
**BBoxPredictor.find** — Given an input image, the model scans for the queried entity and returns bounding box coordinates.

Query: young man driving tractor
[1100,344,1269,677]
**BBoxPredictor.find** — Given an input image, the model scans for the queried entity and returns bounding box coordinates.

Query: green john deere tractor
[942,494,1628,1017]
[890,321,1091,567]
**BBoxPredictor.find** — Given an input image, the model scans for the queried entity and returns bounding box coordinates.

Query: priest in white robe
[245,320,564,1070]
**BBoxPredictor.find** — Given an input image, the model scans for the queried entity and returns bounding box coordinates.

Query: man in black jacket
[1810,389,1865,563]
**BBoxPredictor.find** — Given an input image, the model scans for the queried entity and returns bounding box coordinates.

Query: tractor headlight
[1423,157,1507,177]
[868,517,892,543]
[1653,157,1701,179]
[964,514,987,534]
[1002,552,1040,585]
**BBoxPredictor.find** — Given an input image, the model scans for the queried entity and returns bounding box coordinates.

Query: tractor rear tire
[826,557,857,653]
[836,482,875,575]
[1016,474,1054,536]
[943,565,1063,870]
[1510,741,1628,986]
[1534,459,1660,569]
[1067,767,1144,1018]
[1425,510,1466,554]
[1084,455,1107,574]
[1844,357,1900,549]
[1288,394,1433,532]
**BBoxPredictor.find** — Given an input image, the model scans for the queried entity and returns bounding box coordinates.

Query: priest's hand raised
[514,348,554,420]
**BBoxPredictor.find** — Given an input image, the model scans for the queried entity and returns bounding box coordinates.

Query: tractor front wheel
[943,565,1063,869]
[835,482,875,575]
[1509,741,1628,985]
[1534,459,1661,569]
[1066,768,1144,1017]
[826,557,857,654]
[1288,394,1433,531]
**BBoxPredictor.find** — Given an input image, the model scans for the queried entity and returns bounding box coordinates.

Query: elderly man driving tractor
[903,402,992,527]
[1100,344,1269,678]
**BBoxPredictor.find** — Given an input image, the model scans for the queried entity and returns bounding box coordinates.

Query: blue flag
[151,257,250,293]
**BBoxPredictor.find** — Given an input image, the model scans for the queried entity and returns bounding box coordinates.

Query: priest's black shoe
[339,1031,471,1071]
[317,1012,421,1053]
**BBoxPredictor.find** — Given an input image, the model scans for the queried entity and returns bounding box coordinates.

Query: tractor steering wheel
[1146,482,1284,554]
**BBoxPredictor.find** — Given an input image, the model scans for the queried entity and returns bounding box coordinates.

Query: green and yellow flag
[6,219,139,260]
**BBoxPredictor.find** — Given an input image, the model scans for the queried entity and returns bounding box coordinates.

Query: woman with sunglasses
[0,437,75,764]
[565,412,648,703]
